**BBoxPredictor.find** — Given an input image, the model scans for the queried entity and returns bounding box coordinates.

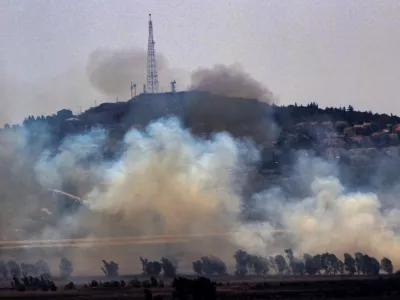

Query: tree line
[0,250,393,282]
[226,249,393,277]
[0,257,72,280]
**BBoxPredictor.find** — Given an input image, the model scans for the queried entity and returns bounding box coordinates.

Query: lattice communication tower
[146,14,159,93]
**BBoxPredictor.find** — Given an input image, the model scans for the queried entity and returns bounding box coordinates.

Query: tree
[381,257,393,275]
[140,257,162,277]
[354,252,364,275]
[198,256,227,276]
[354,253,380,276]
[101,260,119,278]
[347,105,354,112]
[344,253,356,276]
[337,260,345,275]
[304,254,320,275]
[7,260,21,278]
[247,255,269,276]
[161,257,176,278]
[363,255,380,276]
[285,249,305,275]
[274,255,288,274]
[192,260,203,275]
[312,254,322,274]
[320,253,342,275]
[56,109,73,119]
[59,258,73,279]
[234,250,248,276]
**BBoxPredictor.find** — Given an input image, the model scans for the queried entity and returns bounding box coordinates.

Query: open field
[1,275,400,299]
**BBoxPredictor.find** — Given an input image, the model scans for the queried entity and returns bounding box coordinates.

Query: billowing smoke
[9,117,258,273]
[236,155,400,265]
[1,117,400,274]
[85,118,256,235]
[189,64,275,103]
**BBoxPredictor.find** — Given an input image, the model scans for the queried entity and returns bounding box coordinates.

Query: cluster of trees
[187,250,394,278]
[4,109,75,130]
[192,256,227,276]
[13,101,399,133]
[0,251,394,282]
[273,102,400,130]
[140,256,177,278]
[11,275,57,292]
[0,257,73,280]
[227,249,394,277]
[84,277,165,290]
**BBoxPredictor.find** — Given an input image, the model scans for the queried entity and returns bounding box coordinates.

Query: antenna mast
[146,14,159,93]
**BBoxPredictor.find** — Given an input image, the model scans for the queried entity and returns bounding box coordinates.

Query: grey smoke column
[146,14,159,93]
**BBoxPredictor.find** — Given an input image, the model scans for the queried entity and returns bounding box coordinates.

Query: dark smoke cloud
[87,48,189,97]
[189,64,276,103]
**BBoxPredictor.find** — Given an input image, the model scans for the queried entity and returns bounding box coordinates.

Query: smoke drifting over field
[1,116,400,274]
[236,156,400,263]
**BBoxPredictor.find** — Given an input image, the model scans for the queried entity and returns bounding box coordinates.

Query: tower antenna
[146,14,159,93]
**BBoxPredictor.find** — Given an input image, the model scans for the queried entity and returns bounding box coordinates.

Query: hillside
[9,91,400,188]
[2,92,400,243]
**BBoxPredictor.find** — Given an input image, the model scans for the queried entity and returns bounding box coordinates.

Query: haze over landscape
[2,0,400,282]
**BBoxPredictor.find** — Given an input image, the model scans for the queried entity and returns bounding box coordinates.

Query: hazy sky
[1,0,400,124]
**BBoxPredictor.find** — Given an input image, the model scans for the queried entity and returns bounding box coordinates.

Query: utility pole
[171,80,176,92]
[146,14,159,93]
[130,82,137,98]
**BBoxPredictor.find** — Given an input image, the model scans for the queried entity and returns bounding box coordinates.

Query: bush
[172,277,216,300]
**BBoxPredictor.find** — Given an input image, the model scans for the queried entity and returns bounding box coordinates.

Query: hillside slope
[10,91,400,188]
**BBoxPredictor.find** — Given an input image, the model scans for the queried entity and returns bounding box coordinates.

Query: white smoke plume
[84,118,257,243]
[1,117,400,275]
[236,155,400,265]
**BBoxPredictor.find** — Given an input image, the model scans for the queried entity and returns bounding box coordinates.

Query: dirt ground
[0,275,399,299]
